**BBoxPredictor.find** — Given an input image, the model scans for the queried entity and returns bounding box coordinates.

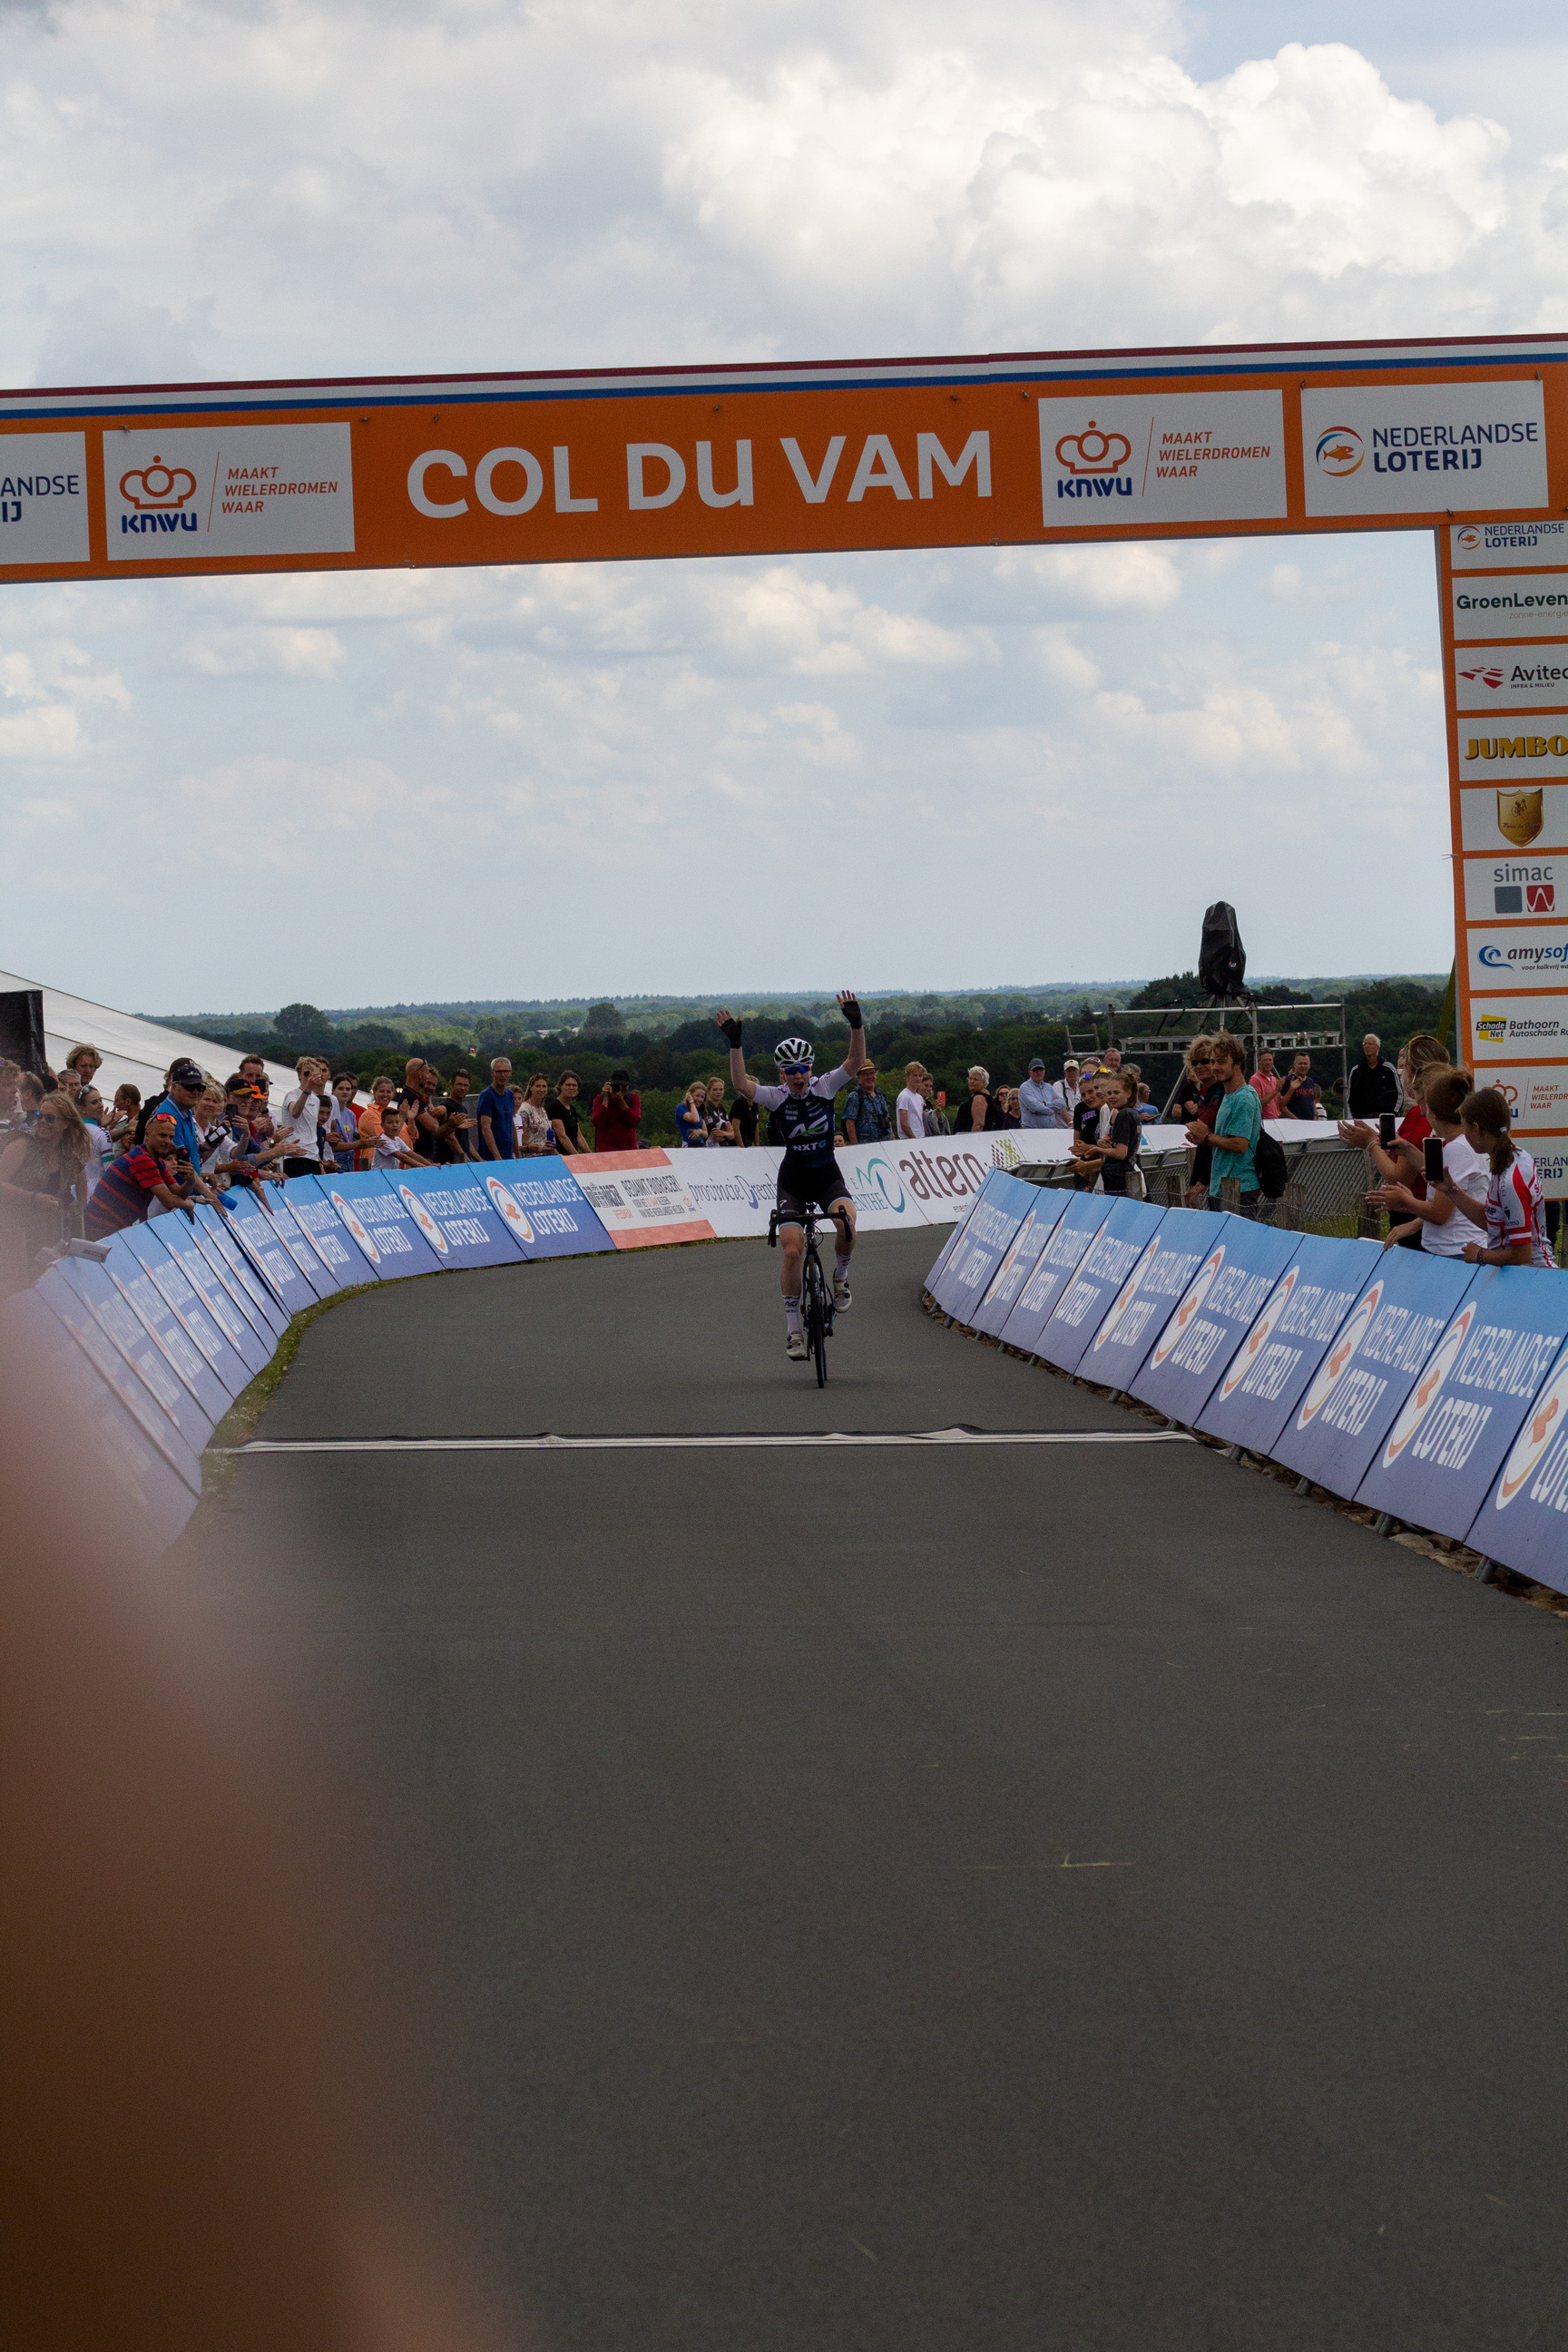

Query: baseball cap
[1028,1057,1045,1072]
[168,1057,203,1087]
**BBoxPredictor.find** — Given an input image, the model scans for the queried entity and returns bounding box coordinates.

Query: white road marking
[223,1426,1191,1455]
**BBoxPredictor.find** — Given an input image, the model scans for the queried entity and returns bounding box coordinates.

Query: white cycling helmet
[773,1035,815,1069]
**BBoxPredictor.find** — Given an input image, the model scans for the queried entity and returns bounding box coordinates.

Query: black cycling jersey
[753,1067,851,1168]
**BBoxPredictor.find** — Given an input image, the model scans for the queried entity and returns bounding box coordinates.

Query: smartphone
[1424,1136,1445,1186]
[1378,1112,1396,1146]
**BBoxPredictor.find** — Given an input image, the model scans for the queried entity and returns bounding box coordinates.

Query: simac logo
[1315,426,1363,476]
[1529,881,1555,913]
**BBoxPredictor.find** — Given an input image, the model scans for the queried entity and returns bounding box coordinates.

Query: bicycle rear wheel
[804,1250,829,1387]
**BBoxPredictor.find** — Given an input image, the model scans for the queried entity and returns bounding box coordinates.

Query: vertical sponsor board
[970,1188,1071,1338]
[926,1171,1041,1319]
[1471,1330,1568,1592]
[1355,1267,1568,1539]
[1034,1199,1167,1375]
[1130,1219,1301,1426]
[1271,1252,1483,1500]
[1196,1234,1383,1453]
[1083,1207,1230,1395]
[995,1192,1116,1354]
[193,1204,291,1339]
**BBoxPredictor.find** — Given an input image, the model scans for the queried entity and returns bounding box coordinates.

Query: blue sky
[2,0,1565,1010]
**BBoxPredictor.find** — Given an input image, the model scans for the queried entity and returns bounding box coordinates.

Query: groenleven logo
[1220,1264,1298,1399]
[1379,1302,1477,1468]
[1092,1234,1161,1352]
[119,455,197,511]
[484,1173,534,1243]
[1297,1280,1383,1428]
[1315,426,1363,476]
[1054,422,1132,476]
[398,1183,448,1254]
[329,1189,380,1266]
[1151,1244,1225,1369]
[1494,1357,1568,1508]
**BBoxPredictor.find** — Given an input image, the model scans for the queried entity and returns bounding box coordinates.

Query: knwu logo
[119,454,200,537]
[1054,421,1132,503]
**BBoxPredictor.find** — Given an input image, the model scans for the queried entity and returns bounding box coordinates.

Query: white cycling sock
[785,1297,801,1331]
[835,1252,851,1279]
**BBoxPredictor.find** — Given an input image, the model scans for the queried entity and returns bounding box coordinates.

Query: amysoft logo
[1055,421,1132,476]
[484,1173,534,1243]
[1151,1244,1225,1369]
[397,1184,448,1254]
[1297,1281,1382,1429]
[1494,1355,1568,1508]
[119,455,197,510]
[1093,1236,1162,1352]
[1220,1264,1298,1400]
[1315,426,1363,477]
[1380,1303,1477,1468]
[1460,666,1506,692]
[329,1189,380,1267]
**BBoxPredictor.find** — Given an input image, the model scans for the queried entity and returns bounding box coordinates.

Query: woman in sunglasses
[0,1087,92,1282]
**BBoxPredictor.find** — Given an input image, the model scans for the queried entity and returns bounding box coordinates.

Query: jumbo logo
[484,1173,534,1243]
[119,454,200,536]
[1380,1303,1477,1468]
[1296,1280,1383,1429]
[1494,1357,1568,1508]
[1092,1235,1162,1351]
[1054,420,1132,501]
[1220,1264,1298,1399]
[398,1184,449,1254]
[328,1190,380,1266]
[1315,426,1363,476]
[1151,1244,1224,1369]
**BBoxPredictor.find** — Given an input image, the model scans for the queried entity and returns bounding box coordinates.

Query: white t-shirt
[896,1086,926,1140]
[277,1086,325,1161]
[1423,1133,1489,1256]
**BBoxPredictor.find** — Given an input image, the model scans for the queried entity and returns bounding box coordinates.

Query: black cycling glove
[839,996,863,1030]
[718,1014,743,1048]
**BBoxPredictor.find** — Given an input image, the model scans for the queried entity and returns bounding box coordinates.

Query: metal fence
[1024,1133,1377,1237]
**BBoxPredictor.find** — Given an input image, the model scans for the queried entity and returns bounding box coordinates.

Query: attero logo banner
[1462,854,1566,921]
[1452,518,1568,571]
[1450,574,1568,641]
[1302,382,1547,517]
[1037,391,1285,528]
[1466,924,1568,987]
[0,430,89,565]
[1454,646,1568,711]
[104,423,355,562]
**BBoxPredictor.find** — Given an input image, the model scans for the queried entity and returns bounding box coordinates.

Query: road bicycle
[768,1202,838,1386]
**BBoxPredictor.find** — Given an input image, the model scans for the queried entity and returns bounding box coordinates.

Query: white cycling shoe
[785,1327,808,1360]
[832,1277,852,1310]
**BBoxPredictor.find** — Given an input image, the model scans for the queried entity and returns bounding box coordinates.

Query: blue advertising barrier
[222,1186,324,1317]
[1196,1234,1384,1455]
[258,1184,341,1298]
[996,1191,1116,1355]
[1036,1197,1168,1375]
[194,1203,291,1341]
[970,1186,1070,1338]
[119,1221,258,1398]
[927,1171,1041,1320]
[475,1161,616,1260]
[307,1171,448,1279]
[144,1215,275,1379]
[393,1165,531,1269]
[1,1286,201,1546]
[54,1254,216,1458]
[31,1265,205,1494]
[1131,1216,1302,1427]
[99,1230,235,1426]
[922,1170,1002,1298]
[1468,1333,1568,1592]
[284,1181,385,1287]
[1354,1265,1568,1540]
[1079,1206,1229,1396]
[1271,1250,1483,1501]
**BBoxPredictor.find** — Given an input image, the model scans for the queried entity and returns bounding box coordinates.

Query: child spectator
[1192,1032,1264,1218]
[324,1073,361,1171]
[1079,1068,1142,1193]
[703,1076,737,1145]
[1368,1070,1488,1256]
[676,1082,710,1147]
[1446,1086,1556,1268]
[516,1073,554,1155]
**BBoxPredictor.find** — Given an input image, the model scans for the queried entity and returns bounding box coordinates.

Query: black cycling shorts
[775,1158,853,1225]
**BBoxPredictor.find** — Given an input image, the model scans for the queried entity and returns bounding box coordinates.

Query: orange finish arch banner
[5,330,1568,1187]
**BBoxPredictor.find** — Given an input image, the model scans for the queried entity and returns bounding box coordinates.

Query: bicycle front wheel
[804,1252,829,1387]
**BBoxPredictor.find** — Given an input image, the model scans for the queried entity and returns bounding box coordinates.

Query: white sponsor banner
[886,1132,1041,1222]
[1454,645,1568,711]
[0,431,89,565]
[1302,382,1547,517]
[1469,998,1568,1062]
[832,1141,940,1230]
[1038,390,1285,529]
[1457,732,1568,787]
[1462,852,1567,921]
[673,1146,781,1237]
[572,1151,709,1236]
[1450,573,1568,641]
[1473,1064,1568,1133]
[104,423,355,562]
[1467,924,1568,986]
[1451,518,1568,571]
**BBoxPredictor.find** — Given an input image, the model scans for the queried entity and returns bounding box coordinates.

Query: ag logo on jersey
[1220,1264,1298,1400]
[1296,1280,1383,1429]
[1380,1302,1476,1467]
[484,1173,534,1243]
[1150,1244,1225,1369]
[398,1185,449,1255]
[329,1189,381,1266]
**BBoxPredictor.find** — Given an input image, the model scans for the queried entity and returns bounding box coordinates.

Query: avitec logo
[1494,1356,1568,1508]
[329,1189,380,1266]
[1296,1280,1382,1429]
[1315,426,1363,477]
[1151,1244,1225,1369]
[484,1173,534,1243]
[1379,1303,1477,1468]
[1092,1236,1161,1352]
[398,1184,448,1254]
[1460,666,1505,691]
[1220,1265,1298,1400]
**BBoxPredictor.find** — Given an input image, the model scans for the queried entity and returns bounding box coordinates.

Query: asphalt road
[199,1226,1568,2351]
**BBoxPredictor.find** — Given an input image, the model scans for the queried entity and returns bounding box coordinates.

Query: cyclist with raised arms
[715,993,865,1360]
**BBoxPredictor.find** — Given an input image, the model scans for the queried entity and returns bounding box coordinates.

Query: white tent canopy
[0,968,298,1108]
